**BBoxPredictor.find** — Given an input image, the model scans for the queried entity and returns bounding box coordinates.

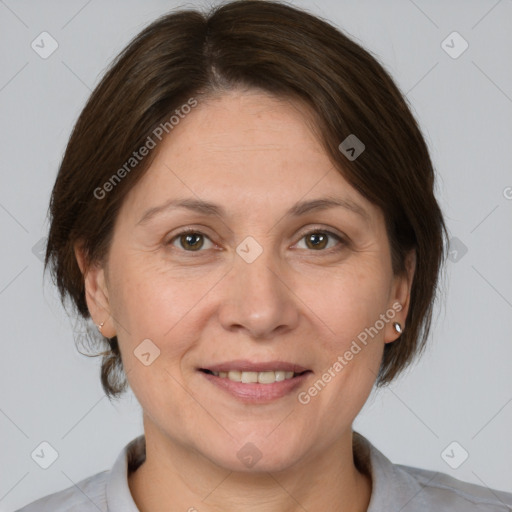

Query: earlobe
[74,242,115,338]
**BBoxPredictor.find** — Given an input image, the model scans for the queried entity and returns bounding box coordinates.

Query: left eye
[295,230,343,251]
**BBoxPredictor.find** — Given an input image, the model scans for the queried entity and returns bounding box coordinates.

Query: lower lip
[199,371,311,403]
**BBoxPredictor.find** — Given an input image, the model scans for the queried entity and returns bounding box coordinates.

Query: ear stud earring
[97,321,105,332]
[393,322,402,334]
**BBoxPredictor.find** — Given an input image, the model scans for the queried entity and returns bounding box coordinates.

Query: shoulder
[15,435,145,512]
[354,433,512,511]
[394,462,512,511]
[14,469,109,512]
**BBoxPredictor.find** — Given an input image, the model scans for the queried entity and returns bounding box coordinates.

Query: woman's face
[82,90,413,471]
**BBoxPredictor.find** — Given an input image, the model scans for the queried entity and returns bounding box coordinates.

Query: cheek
[107,260,195,422]
[106,253,230,385]
[296,259,391,413]
[106,256,194,357]
[305,258,392,347]
[298,268,388,427]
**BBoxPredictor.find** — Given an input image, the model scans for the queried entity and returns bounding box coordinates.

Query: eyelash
[166,227,347,255]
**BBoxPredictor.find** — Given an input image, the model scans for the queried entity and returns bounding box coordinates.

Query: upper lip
[201,360,310,373]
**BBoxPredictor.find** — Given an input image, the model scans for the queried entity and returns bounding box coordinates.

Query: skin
[76,90,415,512]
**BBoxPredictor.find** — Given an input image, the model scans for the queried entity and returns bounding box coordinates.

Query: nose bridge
[219,235,299,338]
[238,237,280,298]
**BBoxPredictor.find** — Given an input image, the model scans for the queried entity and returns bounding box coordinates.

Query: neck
[128,426,372,512]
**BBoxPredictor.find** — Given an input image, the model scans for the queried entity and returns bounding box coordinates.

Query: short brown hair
[45,0,448,400]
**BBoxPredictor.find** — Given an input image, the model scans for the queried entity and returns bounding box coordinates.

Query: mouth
[199,368,309,384]
[198,361,312,403]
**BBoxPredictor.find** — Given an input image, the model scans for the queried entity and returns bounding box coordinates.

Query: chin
[203,437,304,474]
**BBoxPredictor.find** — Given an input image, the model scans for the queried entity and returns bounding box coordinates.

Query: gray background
[1,0,511,510]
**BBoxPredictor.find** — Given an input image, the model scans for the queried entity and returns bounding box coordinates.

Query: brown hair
[45,0,448,400]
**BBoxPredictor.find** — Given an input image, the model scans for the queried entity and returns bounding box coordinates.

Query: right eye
[167,229,215,252]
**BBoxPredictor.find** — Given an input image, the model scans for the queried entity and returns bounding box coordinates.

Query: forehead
[166,91,329,168]
[119,91,378,223]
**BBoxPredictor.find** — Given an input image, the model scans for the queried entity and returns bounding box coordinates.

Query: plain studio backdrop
[1,0,511,510]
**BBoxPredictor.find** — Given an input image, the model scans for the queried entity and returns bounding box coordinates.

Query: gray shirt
[16,433,512,511]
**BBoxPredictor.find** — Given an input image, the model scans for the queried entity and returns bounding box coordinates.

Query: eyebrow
[136,196,370,226]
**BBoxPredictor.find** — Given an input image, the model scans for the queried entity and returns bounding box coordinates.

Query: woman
[17,1,512,510]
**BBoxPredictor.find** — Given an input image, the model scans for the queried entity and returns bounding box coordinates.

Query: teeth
[210,370,297,383]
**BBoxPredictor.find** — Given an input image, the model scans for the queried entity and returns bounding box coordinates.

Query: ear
[74,242,116,338]
[384,249,416,344]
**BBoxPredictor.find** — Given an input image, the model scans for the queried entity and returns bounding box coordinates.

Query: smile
[199,365,312,403]
[204,369,299,383]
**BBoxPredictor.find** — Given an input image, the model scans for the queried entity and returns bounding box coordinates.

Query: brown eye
[180,233,204,251]
[305,232,328,250]
[168,230,213,252]
[296,230,344,252]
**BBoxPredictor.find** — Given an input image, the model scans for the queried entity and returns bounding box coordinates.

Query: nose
[217,242,300,340]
